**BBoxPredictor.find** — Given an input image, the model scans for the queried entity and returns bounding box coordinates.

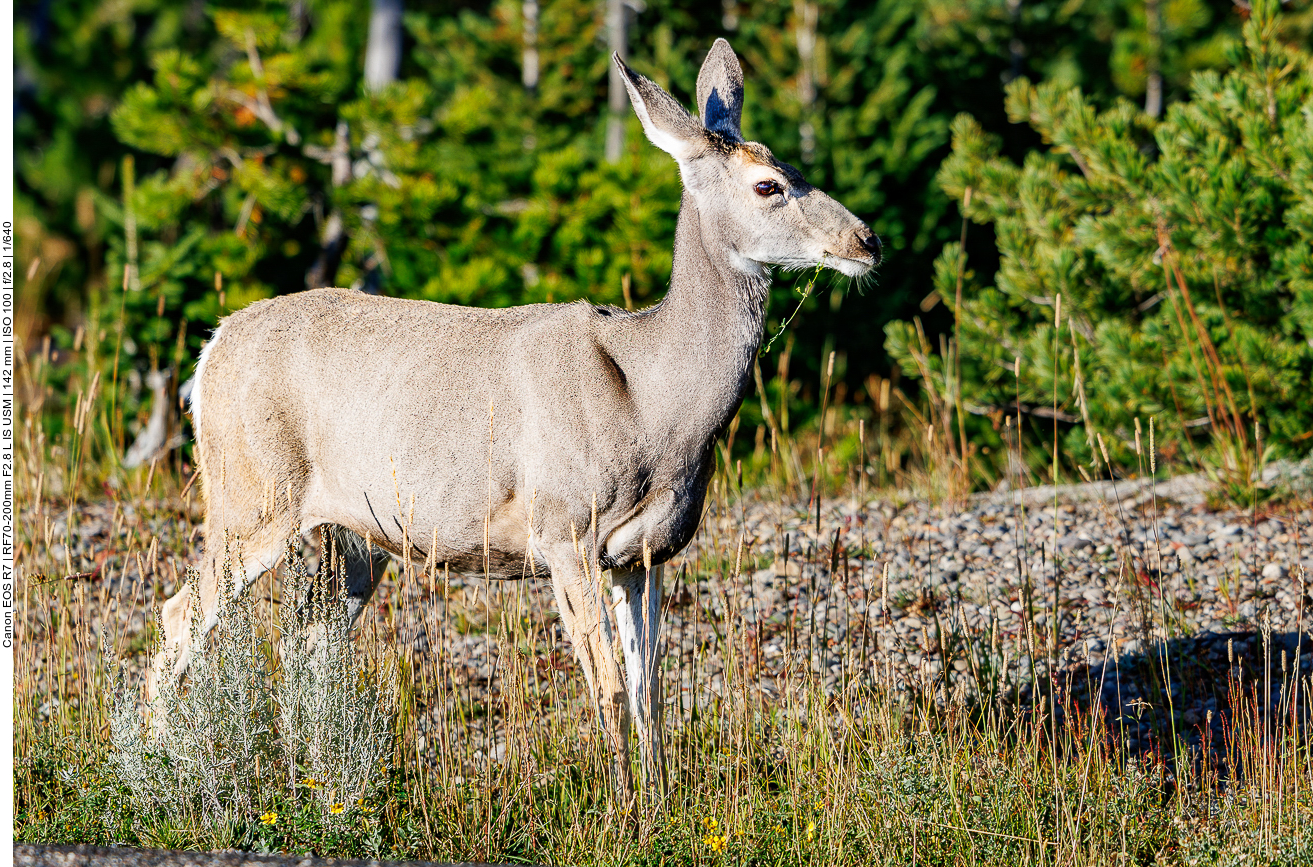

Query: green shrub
[888,0,1313,481]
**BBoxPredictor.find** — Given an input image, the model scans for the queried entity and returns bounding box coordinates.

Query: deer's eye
[754,180,783,197]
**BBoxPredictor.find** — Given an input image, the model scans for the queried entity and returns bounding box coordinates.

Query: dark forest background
[15,0,1313,487]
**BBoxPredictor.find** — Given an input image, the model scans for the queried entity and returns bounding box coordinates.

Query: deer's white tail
[188,321,227,437]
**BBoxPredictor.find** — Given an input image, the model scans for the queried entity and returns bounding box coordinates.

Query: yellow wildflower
[259,811,277,826]
[329,803,345,814]
[301,777,321,789]
[702,834,727,852]
[806,820,816,842]
[701,817,719,830]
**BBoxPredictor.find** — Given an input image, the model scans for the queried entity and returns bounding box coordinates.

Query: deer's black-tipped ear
[696,38,744,141]
[613,53,705,162]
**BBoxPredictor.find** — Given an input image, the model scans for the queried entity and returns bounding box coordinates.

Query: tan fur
[147,40,880,804]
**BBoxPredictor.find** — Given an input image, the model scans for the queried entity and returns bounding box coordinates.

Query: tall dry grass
[12,305,1313,865]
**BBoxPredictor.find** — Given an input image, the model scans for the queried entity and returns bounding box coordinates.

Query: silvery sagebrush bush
[107,537,396,830]
[276,535,397,816]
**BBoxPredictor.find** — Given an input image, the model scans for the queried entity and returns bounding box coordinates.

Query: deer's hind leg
[147,467,303,704]
[146,521,290,703]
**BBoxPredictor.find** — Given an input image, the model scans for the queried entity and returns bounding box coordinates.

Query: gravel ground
[17,462,1313,764]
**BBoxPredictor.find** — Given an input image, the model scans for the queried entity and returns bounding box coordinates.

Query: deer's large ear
[614,54,705,162]
[696,39,744,141]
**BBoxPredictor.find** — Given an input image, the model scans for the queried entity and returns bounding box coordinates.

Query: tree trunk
[305,121,352,290]
[1145,0,1163,118]
[307,1,403,291]
[794,0,817,164]
[365,0,403,91]
[606,0,628,163]
[523,0,540,94]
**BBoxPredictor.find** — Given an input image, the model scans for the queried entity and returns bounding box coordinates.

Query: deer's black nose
[860,231,883,264]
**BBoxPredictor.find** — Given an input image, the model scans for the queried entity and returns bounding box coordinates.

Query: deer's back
[192,288,702,573]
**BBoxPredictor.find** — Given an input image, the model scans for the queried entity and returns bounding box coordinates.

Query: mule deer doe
[147,40,881,802]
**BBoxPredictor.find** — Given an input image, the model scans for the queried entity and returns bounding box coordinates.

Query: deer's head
[615,40,881,280]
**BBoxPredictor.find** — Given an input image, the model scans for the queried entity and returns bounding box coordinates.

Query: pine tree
[887,0,1313,480]
[17,0,1266,452]
[15,0,212,337]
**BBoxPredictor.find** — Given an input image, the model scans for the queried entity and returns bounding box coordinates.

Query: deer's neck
[632,191,770,441]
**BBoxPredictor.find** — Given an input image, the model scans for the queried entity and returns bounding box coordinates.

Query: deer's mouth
[824,251,879,278]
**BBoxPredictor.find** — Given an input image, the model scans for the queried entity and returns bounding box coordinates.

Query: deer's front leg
[547,553,635,804]
[611,564,667,798]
